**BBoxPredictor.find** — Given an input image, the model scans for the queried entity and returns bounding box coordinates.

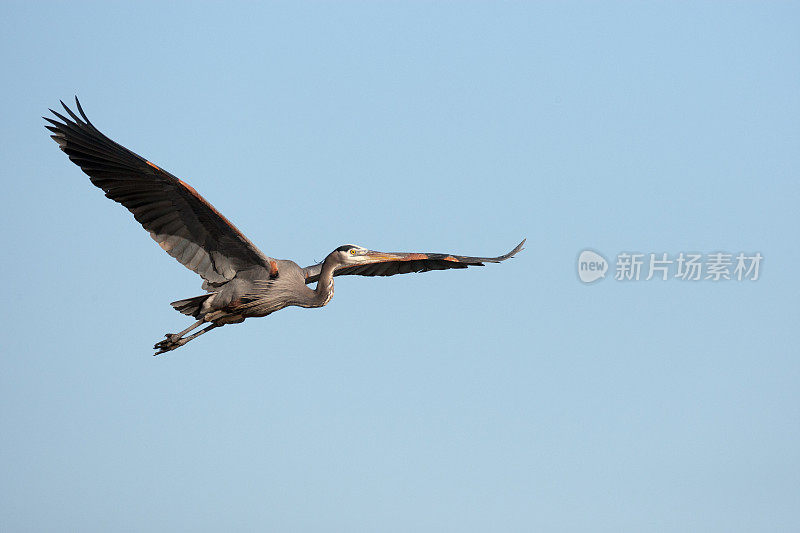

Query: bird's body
[46,98,524,355]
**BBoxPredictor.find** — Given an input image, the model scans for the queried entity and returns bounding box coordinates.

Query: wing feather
[303,240,525,284]
[46,98,272,285]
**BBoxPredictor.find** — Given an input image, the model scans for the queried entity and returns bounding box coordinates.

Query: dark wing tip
[509,238,526,256]
[43,115,67,148]
[60,98,86,125]
[45,97,90,128]
[73,96,93,126]
[486,238,526,263]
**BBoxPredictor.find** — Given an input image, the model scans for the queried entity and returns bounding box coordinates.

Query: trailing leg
[153,320,219,355]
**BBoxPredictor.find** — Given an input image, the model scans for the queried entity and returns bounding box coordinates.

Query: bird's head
[330,244,401,266]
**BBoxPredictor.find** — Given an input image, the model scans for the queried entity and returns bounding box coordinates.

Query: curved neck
[312,255,338,307]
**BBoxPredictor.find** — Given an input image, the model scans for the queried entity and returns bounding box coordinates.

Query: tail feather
[170,295,210,319]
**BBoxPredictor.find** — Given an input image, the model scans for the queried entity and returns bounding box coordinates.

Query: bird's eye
[349,249,357,255]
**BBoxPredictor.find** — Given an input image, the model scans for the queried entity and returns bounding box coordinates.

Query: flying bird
[45,98,524,355]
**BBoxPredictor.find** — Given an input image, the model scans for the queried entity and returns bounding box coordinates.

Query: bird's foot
[153,334,188,356]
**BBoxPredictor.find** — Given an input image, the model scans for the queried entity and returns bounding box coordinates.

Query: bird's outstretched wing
[303,240,525,284]
[45,98,272,285]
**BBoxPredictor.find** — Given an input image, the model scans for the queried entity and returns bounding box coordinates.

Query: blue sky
[1,2,798,531]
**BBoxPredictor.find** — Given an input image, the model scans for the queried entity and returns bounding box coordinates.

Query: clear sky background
[1,2,798,531]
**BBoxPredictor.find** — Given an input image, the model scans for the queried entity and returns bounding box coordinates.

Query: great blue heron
[45,98,524,355]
